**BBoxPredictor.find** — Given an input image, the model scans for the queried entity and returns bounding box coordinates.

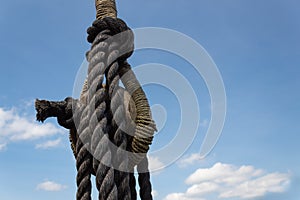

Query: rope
[95,0,117,20]
[118,62,157,168]
[87,26,117,200]
[85,17,155,200]
[129,173,137,200]
[35,15,156,200]
[110,88,131,200]
[75,103,93,200]
[137,157,153,200]
[35,98,94,200]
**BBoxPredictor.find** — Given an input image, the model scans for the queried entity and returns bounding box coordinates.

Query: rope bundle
[82,17,155,200]
[36,17,156,200]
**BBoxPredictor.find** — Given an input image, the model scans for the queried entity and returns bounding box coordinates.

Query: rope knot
[87,17,134,62]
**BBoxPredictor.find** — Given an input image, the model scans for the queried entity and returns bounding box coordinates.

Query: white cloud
[36,181,67,192]
[177,153,203,168]
[185,162,264,185]
[148,156,165,172]
[164,193,206,200]
[152,190,158,198]
[164,163,291,200]
[35,138,62,149]
[0,107,65,150]
[186,182,219,196]
[218,172,291,199]
[0,143,7,152]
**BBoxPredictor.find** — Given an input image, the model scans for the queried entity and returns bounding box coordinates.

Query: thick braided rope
[35,10,156,200]
[89,16,157,167]
[106,55,132,200]
[118,62,157,168]
[137,157,153,200]
[110,88,132,200]
[75,101,93,200]
[86,28,118,200]
[86,17,155,199]
[104,18,136,199]
[74,38,115,199]
[75,140,93,200]
[129,173,137,200]
[95,0,117,20]
[87,17,135,200]
[35,97,93,200]
[35,98,79,158]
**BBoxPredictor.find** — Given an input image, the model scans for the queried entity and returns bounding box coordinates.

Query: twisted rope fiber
[118,62,157,167]
[35,98,79,158]
[86,17,155,199]
[137,157,152,200]
[89,14,157,166]
[76,103,94,200]
[106,42,134,199]
[85,28,117,200]
[110,88,131,200]
[129,172,137,200]
[35,97,93,200]
[86,17,133,199]
[95,0,117,20]
[34,11,156,200]
[63,87,94,200]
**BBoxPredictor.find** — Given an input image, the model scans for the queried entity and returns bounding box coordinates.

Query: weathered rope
[86,17,155,200]
[95,0,117,20]
[75,104,93,200]
[35,98,94,199]
[87,27,117,200]
[85,17,134,200]
[137,157,153,200]
[110,88,132,200]
[35,15,156,200]
[118,62,157,167]
[129,173,137,200]
[88,17,157,166]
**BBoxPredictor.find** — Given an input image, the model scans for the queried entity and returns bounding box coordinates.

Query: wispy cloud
[148,156,165,172]
[0,143,7,152]
[177,153,203,168]
[164,193,206,200]
[36,181,67,192]
[0,107,65,150]
[152,190,158,198]
[164,163,291,200]
[35,138,62,149]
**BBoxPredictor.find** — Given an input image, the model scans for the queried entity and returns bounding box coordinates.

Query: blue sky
[1,0,300,200]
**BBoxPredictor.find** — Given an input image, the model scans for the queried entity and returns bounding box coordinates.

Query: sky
[0,0,300,200]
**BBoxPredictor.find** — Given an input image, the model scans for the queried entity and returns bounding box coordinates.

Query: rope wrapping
[95,0,117,20]
[118,62,157,168]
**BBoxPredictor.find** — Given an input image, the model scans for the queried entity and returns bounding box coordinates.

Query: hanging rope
[137,157,153,200]
[35,1,156,199]
[86,17,156,200]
